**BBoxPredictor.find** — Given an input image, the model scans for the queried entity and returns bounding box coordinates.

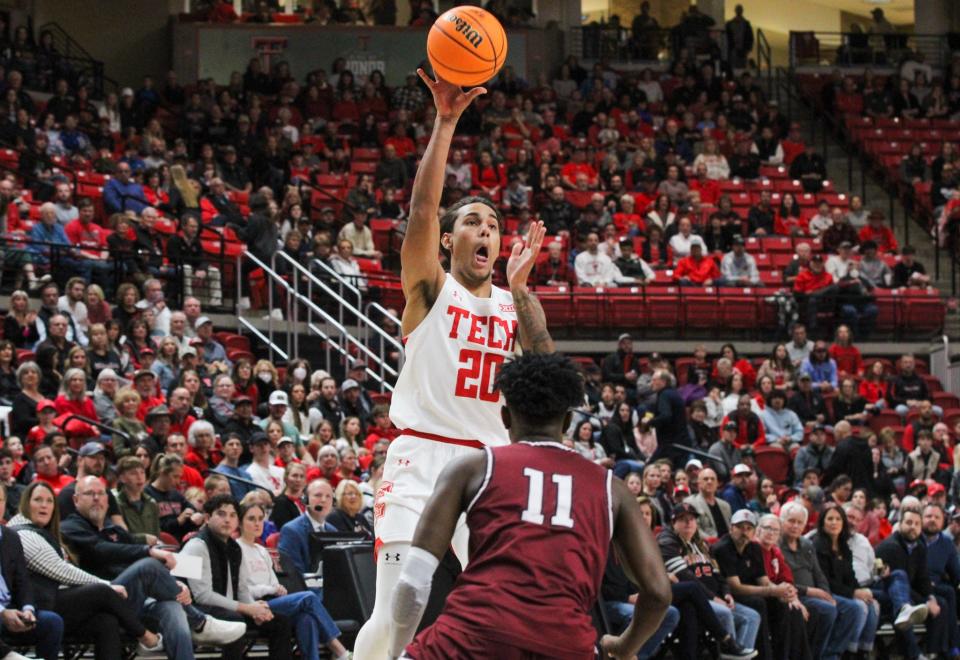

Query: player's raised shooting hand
[507,220,546,294]
[417,68,486,120]
[601,633,636,660]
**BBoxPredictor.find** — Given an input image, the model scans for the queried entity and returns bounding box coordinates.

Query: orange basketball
[427,6,508,87]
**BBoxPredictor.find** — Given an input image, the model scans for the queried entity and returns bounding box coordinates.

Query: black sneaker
[719,637,759,660]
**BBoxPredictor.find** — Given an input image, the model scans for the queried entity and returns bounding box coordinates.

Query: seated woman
[236,500,352,660]
[326,479,374,540]
[271,462,307,530]
[811,503,879,657]
[8,481,163,657]
[146,453,204,542]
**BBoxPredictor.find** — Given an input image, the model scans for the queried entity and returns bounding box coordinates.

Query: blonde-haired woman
[54,367,99,447]
[112,387,146,457]
[327,478,373,539]
[253,359,279,403]
[4,289,39,348]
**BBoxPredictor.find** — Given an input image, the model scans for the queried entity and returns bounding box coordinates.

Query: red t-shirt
[829,344,863,377]
[34,472,75,495]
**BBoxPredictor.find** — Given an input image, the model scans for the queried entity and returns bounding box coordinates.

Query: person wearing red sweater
[829,324,864,378]
[26,399,59,456]
[560,148,598,188]
[53,368,100,447]
[793,254,835,336]
[858,210,899,253]
[858,360,889,405]
[674,244,723,286]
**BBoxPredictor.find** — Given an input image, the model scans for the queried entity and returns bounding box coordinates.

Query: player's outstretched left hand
[600,634,636,660]
[506,220,546,293]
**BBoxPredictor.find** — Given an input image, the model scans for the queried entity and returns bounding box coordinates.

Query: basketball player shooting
[386,353,672,660]
[353,69,554,659]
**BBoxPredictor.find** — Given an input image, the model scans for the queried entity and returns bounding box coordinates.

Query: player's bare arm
[386,452,487,659]
[601,478,672,660]
[507,220,555,353]
[400,69,486,336]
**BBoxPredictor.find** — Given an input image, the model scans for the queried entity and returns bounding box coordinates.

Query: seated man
[60,476,246,660]
[793,254,835,336]
[874,507,943,660]
[674,243,724,287]
[760,390,804,452]
[921,503,960,657]
[721,237,760,286]
[713,510,809,660]
[658,503,761,657]
[181,496,293,660]
[277,479,337,576]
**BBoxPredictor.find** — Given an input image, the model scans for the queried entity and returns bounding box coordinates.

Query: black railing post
[847,149,853,191]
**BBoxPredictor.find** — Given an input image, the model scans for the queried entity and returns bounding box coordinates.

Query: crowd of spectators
[584,333,960,660]
[0,10,953,659]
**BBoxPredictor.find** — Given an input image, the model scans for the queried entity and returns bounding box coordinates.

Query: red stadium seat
[754,446,790,484]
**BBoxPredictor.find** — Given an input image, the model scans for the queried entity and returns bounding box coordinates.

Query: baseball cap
[617,333,632,342]
[189,337,204,347]
[685,458,703,470]
[798,372,812,381]
[194,316,212,329]
[928,483,946,497]
[145,404,171,420]
[278,436,294,446]
[731,509,758,527]
[341,378,360,391]
[732,463,752,476]
[671,503,698,521]
[348,358,367,371]
[318,445,339,457]
[233,393,252,405]
[723,421,738,431]
[180,346,197,358]
[79,442,106,457]
[250,431,270,445]
[268,391,289,406]
[37,399,57,412]
[140,347,155,356]
[810,254,824,263]
[134,369,156,381]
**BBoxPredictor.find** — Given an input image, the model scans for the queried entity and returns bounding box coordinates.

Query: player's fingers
[416,68,435,86]
[510,241,523,258]
[465,86,488,100]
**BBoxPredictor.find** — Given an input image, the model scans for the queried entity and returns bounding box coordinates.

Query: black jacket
[875,531,931,604]
[811,531,858,598]
[0,528,35,610]
[823,436,875,492]
[60,512,151,580]
[601,350,640,387]
[648,387,687,448]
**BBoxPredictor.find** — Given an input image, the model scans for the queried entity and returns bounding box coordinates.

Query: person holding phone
[0,524,63,660]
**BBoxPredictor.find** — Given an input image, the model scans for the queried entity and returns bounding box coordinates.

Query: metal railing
[277,251,401,391]
[567,26,727,65]
[757,29,772,94]
[36,22,117,97]
[789,30,955,69]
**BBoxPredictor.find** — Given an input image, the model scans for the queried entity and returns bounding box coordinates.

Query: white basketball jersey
[390,273,519,446]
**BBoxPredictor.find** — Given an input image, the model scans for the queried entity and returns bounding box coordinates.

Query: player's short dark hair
[204,493,238,516]
[438,196,502,260]
[495,353,583,426]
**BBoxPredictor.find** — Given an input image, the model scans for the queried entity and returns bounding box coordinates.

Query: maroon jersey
[433,441,613,658]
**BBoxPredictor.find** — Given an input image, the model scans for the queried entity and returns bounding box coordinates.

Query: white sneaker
[270,308,284,320]
[191,615,246,645]
[894,602,928,629]
[237,296,251,312]
[138,632,164,653]
[2,652,32,660]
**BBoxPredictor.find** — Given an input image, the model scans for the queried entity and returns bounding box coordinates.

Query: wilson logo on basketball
[446,14,484,48]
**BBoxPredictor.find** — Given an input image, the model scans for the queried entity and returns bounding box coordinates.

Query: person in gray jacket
[793,425,834,486]
[684,467,732,538]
